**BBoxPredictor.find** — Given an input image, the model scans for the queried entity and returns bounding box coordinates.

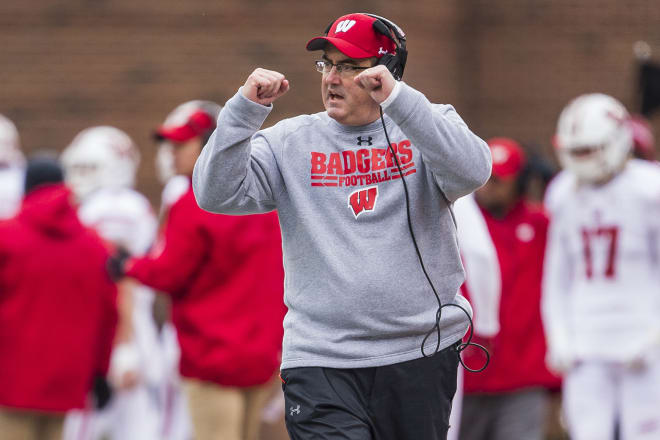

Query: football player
[542,93,660,440]
[61,126,186,440]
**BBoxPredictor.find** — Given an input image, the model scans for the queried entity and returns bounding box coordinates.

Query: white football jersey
[543,170,576,217]
[159,175,189,217]
[543,159,660,362]
[0,166,24,219]
[78,187,157,256]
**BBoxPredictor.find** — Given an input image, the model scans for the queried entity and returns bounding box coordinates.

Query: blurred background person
[0,114,25,219]
[0,156,118,440]
[454,138,560,440]
[543,93,660,440]
[154,130,191,218]
[113,100,287,440]
[60,126,190,440]
[545,112,656,216]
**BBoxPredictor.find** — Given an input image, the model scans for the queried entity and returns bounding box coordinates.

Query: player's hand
[354,65,395,104]
[109,343,141,390]
[242,68,290,106]
[107,246,131,281]
[115,370,140,390]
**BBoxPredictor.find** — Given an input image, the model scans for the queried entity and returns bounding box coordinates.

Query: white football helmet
[555,93,633,183]
[0,114,24,166]
[61,126,140,200]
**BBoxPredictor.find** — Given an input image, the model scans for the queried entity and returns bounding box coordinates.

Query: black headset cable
[379,107,489,373]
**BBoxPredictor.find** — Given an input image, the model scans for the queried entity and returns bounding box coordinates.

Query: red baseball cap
[488,137,526,179]
[155,101,220,143]
[306,13,396,59]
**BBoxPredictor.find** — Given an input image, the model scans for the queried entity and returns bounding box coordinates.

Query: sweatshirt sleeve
[383,82,492,202]
[124,198,210,295]
[193,90,284,215]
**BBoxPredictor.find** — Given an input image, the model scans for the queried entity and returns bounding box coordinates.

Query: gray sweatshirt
[193,82,491,369]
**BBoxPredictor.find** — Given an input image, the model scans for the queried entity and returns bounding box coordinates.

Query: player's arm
[355,66,492,202]
[193,68,289,215]
[94,259,120,377]
[541,216,574,374]
[108,278,141,390]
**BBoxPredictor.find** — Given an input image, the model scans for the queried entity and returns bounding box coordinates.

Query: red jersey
[126,184,286,387]
[0,184,118,412]
[462,200,560,393]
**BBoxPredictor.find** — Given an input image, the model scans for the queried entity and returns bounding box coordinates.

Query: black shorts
[280,341,460,440]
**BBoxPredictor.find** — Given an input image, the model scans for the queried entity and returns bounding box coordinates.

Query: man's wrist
[379,81,402,109]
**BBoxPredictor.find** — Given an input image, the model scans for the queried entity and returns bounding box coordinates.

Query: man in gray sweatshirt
[193,12,491,440]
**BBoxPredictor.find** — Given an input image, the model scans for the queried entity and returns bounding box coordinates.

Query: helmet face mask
[556,93,632,184]
[61,126,140,200]
[65,160,104,200]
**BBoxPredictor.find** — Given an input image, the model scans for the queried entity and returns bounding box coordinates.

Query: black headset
[323,13,408,81]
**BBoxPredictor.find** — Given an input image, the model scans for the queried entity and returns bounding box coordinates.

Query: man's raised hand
[354,65,395,104]
[242,68,290,106]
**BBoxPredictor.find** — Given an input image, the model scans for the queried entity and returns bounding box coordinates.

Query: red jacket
[0,184,118,413]
[462,200,560,393]
[126,184,286,387]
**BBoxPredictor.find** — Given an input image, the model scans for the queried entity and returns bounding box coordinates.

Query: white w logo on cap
[335,20,356,33]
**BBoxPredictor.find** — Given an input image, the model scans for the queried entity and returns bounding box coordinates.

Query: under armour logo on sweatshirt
[290,404,301,416]
[357,136,373,146]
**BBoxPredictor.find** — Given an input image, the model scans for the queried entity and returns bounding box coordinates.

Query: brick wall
[1,0,658,202]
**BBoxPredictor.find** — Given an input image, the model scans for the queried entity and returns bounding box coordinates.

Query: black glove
[91,374,114,410]
[106,246,131,281]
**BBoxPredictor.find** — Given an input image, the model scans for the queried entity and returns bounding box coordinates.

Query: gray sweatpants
[459,388,548,440]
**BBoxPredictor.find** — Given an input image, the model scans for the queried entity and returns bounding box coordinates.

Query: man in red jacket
[456,139,560,440]
[0,157,118,440]
[119,101,287,440]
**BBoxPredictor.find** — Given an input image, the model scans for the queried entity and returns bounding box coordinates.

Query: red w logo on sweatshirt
[348,186,379,218]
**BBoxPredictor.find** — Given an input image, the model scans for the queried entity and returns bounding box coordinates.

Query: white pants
[564,357,660,440]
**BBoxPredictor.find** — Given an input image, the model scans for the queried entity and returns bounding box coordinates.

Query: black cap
[24,156,64,194]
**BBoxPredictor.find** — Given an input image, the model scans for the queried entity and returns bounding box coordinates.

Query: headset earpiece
[365,14,407,81]
[319,13,408,80]
[371,20,391,39]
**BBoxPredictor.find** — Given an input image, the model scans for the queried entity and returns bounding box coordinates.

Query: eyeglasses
[315,60,370,76]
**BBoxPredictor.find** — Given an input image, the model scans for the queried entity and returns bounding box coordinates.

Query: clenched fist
[354,65,396,104]
[242,68,290,106]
